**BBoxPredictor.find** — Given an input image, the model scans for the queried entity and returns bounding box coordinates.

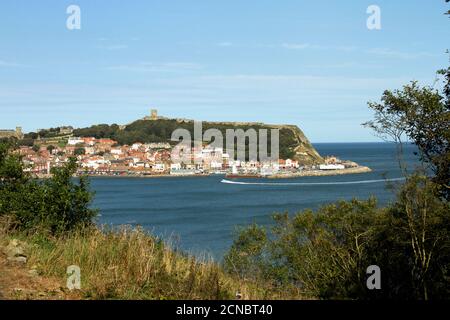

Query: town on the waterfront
[2,111,371,179]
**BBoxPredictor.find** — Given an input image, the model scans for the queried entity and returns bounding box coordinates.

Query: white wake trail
[220,177,405,186]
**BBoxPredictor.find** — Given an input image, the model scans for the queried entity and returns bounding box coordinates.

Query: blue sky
[0,0,449,142]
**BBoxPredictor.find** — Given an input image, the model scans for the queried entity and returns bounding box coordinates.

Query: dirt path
[0,250,79,300]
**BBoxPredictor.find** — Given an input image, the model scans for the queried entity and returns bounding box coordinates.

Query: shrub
[0,142,97,233]
[365,175,450,299]
[225,176,450,299]
[225,198,380,299]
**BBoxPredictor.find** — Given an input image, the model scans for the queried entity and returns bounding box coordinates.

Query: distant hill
[72,118,323,164]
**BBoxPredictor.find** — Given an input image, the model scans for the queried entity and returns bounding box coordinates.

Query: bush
[224,176,450,299]
[225,198,381,299]
[0,142,97,233]
[365,175,450,299]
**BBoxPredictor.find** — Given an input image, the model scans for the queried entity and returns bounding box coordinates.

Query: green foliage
[224,224,268,280]
[0,143,97,234]
[225,178,450,299]
[46,145,56,154]
[18,137,34,147]
[23,132,38,140]
[74,147,85,155]
[365,175,450,300]
[0,137,18,147]
[26,127,62,139]
[365,81,450,199]
[225,198,381,299]
[0,142,28,186]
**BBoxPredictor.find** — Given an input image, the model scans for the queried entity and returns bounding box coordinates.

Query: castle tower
[150,109,158,120]
[15,126,23,139]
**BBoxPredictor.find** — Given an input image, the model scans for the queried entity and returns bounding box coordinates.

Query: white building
[148,142,171,149]
[260,161,279,176]
[131,143,143,151]
[285,159,299,168]
[68,137,84,145]
[154,163,166,172]
[81,158,110,170]
[110,148,123,155]
[319,164,345,170]
[84,147,95,155]
[210,161,223,170]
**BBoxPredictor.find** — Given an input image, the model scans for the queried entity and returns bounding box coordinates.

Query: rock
[4,239,27,264]
[28,268,39,276]
[6,245,24,257]
[4,239,24,254]
[8,256,27,264]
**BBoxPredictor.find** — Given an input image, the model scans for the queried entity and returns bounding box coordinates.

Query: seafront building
[15,134,359,177]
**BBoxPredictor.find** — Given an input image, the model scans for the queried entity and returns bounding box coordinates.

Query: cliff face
[200,121,323,165]
[272,124,323,165]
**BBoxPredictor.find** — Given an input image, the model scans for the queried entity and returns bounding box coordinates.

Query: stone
[28,269,39,276]
[4,239,27,264]
[6,245,24,257]
[8,256,27,264]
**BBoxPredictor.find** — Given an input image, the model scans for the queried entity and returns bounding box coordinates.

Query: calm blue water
[92,143,420,260]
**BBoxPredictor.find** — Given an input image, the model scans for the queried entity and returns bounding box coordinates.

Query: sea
[92,142,421,261]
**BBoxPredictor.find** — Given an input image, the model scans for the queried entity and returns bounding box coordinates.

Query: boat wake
[220,177,406,186]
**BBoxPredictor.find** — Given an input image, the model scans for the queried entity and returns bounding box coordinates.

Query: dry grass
[0,217,302,300]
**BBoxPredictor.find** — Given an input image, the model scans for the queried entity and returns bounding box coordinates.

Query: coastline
[35,166,372,179]
[267,166,372,179]
[35,173,213,179]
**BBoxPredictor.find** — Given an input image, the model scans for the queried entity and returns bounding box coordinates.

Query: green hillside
[72,119,323,163]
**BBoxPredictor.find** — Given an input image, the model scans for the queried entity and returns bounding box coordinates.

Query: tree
[47,145,56,154]
[74,147,85,156]
[224,200,380,299]
[18,138,34,147]
[225,180,450,299]
[367,175,450,300]
[364,0,449,197]
[0,141,28,187]
[0,142,97,233]
[364,81,450,199]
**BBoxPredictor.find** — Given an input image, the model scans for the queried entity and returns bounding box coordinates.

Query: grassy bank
[0,216,303,300]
